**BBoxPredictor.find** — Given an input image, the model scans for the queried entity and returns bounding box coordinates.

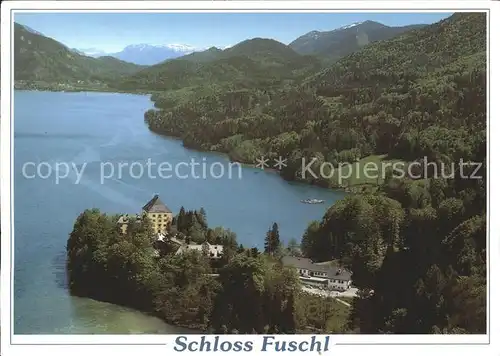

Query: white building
[281,256,352,291]
[156,233,223,260]
[175,241,224,259]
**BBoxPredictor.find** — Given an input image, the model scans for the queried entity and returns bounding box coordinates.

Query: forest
[66,207,349,333]
[67,13,487,334]
[142,13,486,192]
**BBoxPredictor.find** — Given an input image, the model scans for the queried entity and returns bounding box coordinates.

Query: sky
[14,12,452,53]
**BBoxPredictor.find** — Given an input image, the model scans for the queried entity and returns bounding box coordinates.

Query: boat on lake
[301,198,325,204]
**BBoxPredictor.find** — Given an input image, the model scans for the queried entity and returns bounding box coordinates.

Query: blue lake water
[13,90,346,334]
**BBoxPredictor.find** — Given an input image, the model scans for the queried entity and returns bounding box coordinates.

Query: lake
[13,90,346,334]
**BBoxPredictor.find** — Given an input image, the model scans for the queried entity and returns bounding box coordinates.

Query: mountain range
[12,18,440,89]
[103,44,202,65]
[58,20,427,66]
[289,20,426,60]
[76,43,227,65]
[116,38,323,91]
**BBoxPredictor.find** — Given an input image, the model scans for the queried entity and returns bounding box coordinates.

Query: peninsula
[66,195,352,333]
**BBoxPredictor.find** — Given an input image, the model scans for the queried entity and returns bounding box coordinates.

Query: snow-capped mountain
[299,21,369,42]
[337,22,363,30]
[76,43,222,65]
[108,44,200,65]
[289,20,425,59]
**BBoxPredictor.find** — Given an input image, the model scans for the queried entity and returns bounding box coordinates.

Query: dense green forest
[141,13,486,191]
[66,12,486,334]
[299,13,486,333]
[66,208,349,333]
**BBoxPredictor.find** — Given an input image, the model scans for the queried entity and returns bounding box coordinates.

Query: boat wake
[301,198,325,204]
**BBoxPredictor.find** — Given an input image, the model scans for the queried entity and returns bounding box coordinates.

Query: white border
[1,1,498,355]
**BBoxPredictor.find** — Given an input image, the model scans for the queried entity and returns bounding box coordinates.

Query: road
[301,286,359,306]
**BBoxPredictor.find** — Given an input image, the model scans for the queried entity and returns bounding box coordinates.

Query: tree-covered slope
[307,13,485,90]
[115,38,321,91]
[289,20,425,60]
[180,47,224,63]
[295,12,486,335]
[14,23,144,85]
[66,207,350,333]
[61,12,486,335]
[144,12,486,188]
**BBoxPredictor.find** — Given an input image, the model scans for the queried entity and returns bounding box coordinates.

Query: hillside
[180,47,224,63]
[143,12,486,334]
[307,14,485,90]
[115,38,321,91]
[14,23,144,88]
[222,38,303,65]
[289,20,425,60]
[144,12,485,186]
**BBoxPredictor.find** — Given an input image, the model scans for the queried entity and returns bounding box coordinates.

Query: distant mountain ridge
[116,37,322,91]
[14,23,144,86]
[113,19,425,92]
[105,43,201,65]
[78,20,424,65]
[76,43,228,65]
[289,20,426,60]
[76,20,426,67]
[13,18,429,90]
[177,46,224,63]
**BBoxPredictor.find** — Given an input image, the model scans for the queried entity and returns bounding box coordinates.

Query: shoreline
[72,291,204,333]
[14,83,155,96]
[17,90,354,334]
[13,87,363,194]
[151,131,371,194]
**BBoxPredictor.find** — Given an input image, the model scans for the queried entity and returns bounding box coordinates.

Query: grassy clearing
[298,291,351,333]
[330,154,408,192]
[325,298,351,332]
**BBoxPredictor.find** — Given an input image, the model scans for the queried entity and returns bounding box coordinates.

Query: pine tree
[271,222,281,254]
[198,207,208,229]
[264,222,281,255]
[264,228,273,254]
[177,206,186,232]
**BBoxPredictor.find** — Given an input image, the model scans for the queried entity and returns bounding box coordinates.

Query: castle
[118,195,223,259]
[117,194,173,235]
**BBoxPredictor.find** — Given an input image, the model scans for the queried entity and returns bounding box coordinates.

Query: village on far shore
[115,194,357,302]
